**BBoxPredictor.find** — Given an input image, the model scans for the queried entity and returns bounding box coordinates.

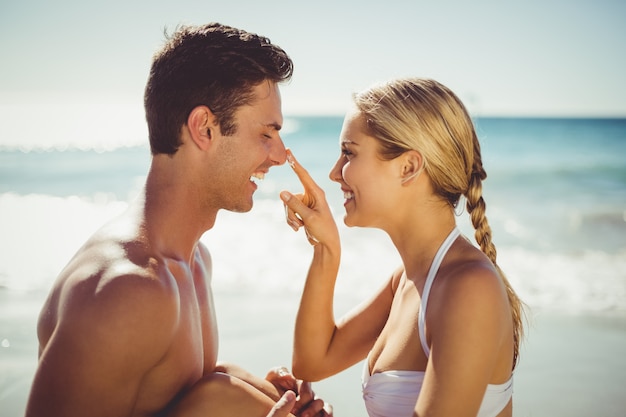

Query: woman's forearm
[292,243,340,381]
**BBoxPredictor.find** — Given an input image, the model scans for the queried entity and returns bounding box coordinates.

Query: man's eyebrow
[265,122,282,131]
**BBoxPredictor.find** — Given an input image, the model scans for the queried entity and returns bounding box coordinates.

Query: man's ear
[187,105,218,150]
[400,150,425,185]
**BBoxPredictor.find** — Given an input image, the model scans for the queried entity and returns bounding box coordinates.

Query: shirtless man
[25,23,330,417]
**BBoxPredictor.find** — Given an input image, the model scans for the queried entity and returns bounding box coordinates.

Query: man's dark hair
[144,22,294,155]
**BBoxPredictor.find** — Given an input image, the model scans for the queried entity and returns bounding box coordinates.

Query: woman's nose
[329,157,344,183]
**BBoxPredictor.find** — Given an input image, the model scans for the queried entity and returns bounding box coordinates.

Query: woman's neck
[386,203,457,283]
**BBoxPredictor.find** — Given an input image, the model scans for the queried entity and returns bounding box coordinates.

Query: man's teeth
[344,191,354,200]
[250,173,265,183]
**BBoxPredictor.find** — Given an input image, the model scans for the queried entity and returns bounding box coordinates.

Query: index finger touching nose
[286,149,317,190]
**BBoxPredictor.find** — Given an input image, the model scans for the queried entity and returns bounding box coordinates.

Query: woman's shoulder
[433,241,510,317]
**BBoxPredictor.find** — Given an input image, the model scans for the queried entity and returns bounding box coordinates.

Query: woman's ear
[400,150,424,184]
[187,105,218,150]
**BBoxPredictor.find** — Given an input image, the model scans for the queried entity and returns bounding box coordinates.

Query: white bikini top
[362,227,513,417]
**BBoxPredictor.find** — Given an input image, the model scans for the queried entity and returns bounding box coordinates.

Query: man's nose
[271,136,287,166]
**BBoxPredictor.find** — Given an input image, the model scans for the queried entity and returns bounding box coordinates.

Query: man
[25,23,330,417]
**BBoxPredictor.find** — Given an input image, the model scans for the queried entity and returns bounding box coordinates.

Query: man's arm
[214,363,331,417]
[168,372,297,417]
[214,362,284,400]
[26,273,178,417]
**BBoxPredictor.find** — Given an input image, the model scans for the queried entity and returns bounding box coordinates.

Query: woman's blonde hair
[354,77,524,368]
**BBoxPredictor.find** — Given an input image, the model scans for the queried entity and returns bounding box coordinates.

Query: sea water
[1,113,625,314]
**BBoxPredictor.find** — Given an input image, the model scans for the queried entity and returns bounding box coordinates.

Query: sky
[1,0,625,119]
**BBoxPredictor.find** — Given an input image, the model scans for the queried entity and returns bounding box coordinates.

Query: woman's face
[329,109,402,228]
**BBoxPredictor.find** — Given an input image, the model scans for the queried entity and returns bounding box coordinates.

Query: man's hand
[265,367,333,417]
[292,381,333,417]
[265,366,299,394]
[266,391,297,417]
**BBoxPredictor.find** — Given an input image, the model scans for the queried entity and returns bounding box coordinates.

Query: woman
[280,78,524,417]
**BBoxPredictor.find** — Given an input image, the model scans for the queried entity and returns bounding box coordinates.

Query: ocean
[1,115,625,312]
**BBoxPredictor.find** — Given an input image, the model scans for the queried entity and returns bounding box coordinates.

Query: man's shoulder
[37,231,180,364]
[54,230,178,318]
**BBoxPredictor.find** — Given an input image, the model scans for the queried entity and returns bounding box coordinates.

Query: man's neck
[138,157,218,263]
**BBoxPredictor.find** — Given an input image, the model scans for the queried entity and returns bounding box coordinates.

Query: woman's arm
[281,150,396,381]
[294,267,398,381]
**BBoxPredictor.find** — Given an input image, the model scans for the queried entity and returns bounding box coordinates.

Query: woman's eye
[341,149,353,158]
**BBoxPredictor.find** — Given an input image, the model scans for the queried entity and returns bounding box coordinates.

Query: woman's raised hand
[280,150,340,250]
